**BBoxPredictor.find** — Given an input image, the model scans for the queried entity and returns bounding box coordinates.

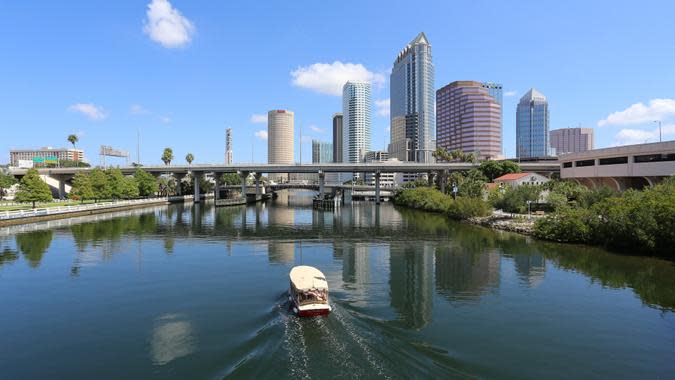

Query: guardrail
[0,197,171,221]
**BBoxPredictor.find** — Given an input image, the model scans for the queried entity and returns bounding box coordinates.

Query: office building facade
[225,128,233,164]
[312,140,333,163]
[390,32,435,163]
[268,110,294,181]
[436,81,502,160]
[550,127,594,155]
[10,147,84,167]
[332,113,343,163]
[342,81,372,164]
[516,88,550,159]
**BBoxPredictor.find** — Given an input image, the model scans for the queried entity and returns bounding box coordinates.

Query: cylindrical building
[267,110,294,181]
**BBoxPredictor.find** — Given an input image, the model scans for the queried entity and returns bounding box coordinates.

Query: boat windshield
[297,289,328,305]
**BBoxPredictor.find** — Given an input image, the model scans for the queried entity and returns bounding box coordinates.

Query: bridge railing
[0,197,169,221]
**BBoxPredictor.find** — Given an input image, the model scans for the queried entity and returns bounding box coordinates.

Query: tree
[67,134,79,148]
[14,168,52,208]
[158,176,177,196]
[135,168,158,197]
[220,173,242,185]
[106,168,125,200]
[478,160,521,181]
[121,176,140,199]
[185,153,194,166]
[89,168,111,202]
[0,173,16,200]
[161,148,174,165]
[69,172,93,203]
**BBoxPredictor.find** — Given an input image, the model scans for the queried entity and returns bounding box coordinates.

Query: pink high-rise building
[436,81,502,160]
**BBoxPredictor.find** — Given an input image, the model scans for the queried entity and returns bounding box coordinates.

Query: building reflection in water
[149,313,196,366]
[267,241,295,264]
[435,245,500,303]
[389,241,434,329]
[268,190,295,227]
[339,242,370,286]
[513,253,546,288]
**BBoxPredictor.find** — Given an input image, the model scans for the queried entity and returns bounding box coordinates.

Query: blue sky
[1,0,675,165]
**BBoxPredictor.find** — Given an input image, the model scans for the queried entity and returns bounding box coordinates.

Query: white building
[494,172,550,187]
[342,81,372,180]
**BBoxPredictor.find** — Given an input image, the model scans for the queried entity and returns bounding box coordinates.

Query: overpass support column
[193,172,202,203]
[175,174,185,196]
[214,173,221,200]
[439,170,448,194]
[318,171,325,199]
[57,176,66,200]
[238,171,249,199]
[427,172,435,187]
[255,173,262,198]
[375,171,381,204]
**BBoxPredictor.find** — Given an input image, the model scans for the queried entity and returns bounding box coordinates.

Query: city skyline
[2,1,675,166]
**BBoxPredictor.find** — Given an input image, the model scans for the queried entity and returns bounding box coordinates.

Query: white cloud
[158,116,171,123]
[254,130,268,140]
[375,98,390,117]
[130,104,149,114]
[598,99,675,127]
[290,61,385,96]
[68,103,106,120]
[504,91,517,97]
[309,125,324,133]
[614,123,675,145]
[143,0,195,48]
[250,114,268,123]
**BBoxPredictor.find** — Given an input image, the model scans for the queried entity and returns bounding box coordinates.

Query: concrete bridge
[9,161,560,204]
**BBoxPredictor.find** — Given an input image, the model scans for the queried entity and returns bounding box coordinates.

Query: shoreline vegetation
[392,158,675,258]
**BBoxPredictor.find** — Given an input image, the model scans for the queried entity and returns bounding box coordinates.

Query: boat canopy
[289,266,329,291]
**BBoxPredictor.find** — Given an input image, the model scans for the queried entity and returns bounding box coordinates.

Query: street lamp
[653,120,662,142]
[526,200,532,219]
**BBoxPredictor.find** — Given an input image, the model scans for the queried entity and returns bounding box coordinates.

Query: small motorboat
[288,265,332,317]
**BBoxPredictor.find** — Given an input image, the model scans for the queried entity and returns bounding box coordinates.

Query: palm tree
[161,148,174,165]
[67,134,78,148]
[185,153,194,166]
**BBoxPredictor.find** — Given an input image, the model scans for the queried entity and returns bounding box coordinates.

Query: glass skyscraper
[516,88,550,159]
[311,140,333,163]
[390,32,435,163]
[342,81,372,164]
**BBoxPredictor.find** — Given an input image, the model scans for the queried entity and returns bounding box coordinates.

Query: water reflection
[435,247,500,303]
[15,230,53,268]
[150,313,196,366]
[514,253,546,288]
[0,247,20,268]
[389,242,434,329]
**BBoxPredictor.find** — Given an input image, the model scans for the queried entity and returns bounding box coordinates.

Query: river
[1,190,674,379]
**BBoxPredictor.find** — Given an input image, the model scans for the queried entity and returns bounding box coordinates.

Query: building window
[599,156,628,165]
[562,162,572,168]
[634,153,675,163]
[575,159,595,167]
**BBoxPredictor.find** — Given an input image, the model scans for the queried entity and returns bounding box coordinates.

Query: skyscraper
[342,81,372,164]
[390,32,435,163]
[332,113,343,163]
[268,110,294,180]
[550,127,594,155]
[225,128,233,164]
[311,140,333,163]
[436,81,502,160]
[516,89,550,159]
[482,82,503,132]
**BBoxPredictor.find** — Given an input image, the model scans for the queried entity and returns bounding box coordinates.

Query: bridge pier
[238,171,249,198]
[214,173,221,200]
[438,170,448,194]
[375,172,381,204]
[318,171,325,199]
[175,174,185,196]
[57,176,67,200]
[192,172,201,202]
[255,173,262,198]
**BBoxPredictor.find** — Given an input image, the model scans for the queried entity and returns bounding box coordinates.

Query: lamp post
[653,120,662,142]
[526,200,532,220]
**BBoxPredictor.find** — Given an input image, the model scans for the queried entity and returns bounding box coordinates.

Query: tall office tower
[268,109,294,181]
[550,127,594,155]
[482,82,503,133]
[225,128,233,164]
[342,81,372,164]
[517,89,550,159]
[436,81,502,160]
[312,140,333,163]
[332,113,343,163]
[390,32,435,162]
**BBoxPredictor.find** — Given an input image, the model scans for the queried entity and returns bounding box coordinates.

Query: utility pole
[299,120,302,164]
[654,120,662,142]
[136,128,140,165]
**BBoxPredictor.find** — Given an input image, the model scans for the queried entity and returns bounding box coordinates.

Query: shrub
[533,208,593,243]
[447,197,492,219]
[493,185,541,213]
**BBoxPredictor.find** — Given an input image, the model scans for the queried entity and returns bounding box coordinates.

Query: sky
[1,0,675,166]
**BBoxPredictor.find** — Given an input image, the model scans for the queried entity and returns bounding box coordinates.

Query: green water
[1,190,674,379]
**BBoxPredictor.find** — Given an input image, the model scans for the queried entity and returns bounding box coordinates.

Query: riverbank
[0,197,175,227]
[468,212,537,235]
